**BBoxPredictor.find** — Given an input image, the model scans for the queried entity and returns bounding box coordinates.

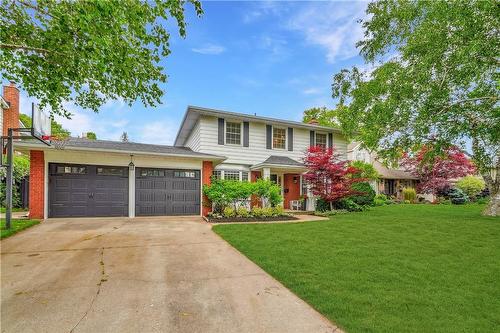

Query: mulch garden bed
[207,215,299,223]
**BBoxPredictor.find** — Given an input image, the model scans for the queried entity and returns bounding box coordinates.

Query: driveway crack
[69,247,107,333]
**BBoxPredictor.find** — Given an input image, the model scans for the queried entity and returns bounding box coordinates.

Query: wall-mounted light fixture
[128,154,135,171]
[293,176,298,184]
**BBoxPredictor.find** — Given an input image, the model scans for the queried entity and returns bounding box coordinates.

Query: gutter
[13,141,227,162]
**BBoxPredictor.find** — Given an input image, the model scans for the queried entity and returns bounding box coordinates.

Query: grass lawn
[213,204,500,333]
[0,207,27,213]
[1,218,40,239]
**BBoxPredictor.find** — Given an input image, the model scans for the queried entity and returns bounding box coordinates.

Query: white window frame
[272,126,287,150]
[225,121,243,146]
[215,170,250,181]
[315,132,328,148]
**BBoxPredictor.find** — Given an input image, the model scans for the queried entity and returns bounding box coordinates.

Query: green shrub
[203,179,254,212]
[251,207,264,217]
[0,155,30,208]
[253,179,282,207]
[261,207,274,217]
[476,197,489,204]
[236,207,250,217]
[350,182,376,206]
[448,188,469,205]
[223,207,235,218]
[333,198,365,212]
[456,176,485,200]
[403,188,417,202]
[272,206,284,216]
[349,160,380,180]
[315,198,330,212]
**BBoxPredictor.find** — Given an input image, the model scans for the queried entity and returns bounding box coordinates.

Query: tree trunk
[483,189,500,216]
[329,201,333,211]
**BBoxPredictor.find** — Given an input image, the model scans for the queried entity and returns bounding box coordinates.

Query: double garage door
[49,163,200,218]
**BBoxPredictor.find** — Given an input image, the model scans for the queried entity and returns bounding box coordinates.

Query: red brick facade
[3,83,20,136]
[29,150,45,219]
[202,161,214,216]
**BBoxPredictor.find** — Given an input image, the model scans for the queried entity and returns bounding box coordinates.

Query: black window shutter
[243,122,249,147]
[287,127,293,151]
[218,118,225,145]
[310,130,315,147]
[328,133,333,148]
[266,125,272,149]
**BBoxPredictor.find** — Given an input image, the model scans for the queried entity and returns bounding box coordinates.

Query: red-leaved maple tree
[401,146,476,195]
[303,146,363,210]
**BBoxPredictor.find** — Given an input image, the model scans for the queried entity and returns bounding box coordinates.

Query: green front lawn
[213,204,500,333]
[1,218,40,239]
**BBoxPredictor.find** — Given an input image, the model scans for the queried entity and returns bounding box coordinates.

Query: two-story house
[175,106,347,210]
[5,85,348,219]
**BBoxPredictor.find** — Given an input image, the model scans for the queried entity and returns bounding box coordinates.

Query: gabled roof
[263,155,304,167]
[174,105,343,147]
[14,137,226,161]
[373,160,417,180]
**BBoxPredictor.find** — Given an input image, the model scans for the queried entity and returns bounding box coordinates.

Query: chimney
[308,118,319,125]
[2,82,20,136]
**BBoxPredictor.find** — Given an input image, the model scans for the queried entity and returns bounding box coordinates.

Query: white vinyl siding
[196,115,348,165]
[184,119,201,151]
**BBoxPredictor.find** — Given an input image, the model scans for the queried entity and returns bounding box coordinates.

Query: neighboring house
[348,142,419,200]
[4,85,349,219]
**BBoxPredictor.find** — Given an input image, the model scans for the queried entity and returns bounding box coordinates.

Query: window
[174,171,196,178]
[212,170,222,180]
[56,165,87,174]
[224,171,240,181]
[316,133,327,148]
[272,127,286,149]
[97,167,126,176]
[140,169,165,177]
[241,171,249,181]
[225,122,241,145]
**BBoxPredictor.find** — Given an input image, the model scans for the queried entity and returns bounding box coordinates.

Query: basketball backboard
[31,103,51,144]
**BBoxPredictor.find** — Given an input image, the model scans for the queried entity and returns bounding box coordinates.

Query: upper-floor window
[273,127,286,149]
[226,122,241,145]
[316,133,327,148]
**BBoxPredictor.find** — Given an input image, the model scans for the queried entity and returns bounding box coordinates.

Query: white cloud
[138,121,178,145]
[287,2,368,63]
[191,43,226,55]
[302,87,322,95]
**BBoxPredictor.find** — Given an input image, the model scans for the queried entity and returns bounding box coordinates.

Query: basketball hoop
[49,135,70,149]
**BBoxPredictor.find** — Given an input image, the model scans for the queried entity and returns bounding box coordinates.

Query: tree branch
[16,0,57,19]
[0,43,61,55]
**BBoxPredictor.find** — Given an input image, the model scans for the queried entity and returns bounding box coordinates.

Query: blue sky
[19,1,368,144]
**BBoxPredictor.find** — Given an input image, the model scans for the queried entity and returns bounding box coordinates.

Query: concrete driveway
[1,217,338,333]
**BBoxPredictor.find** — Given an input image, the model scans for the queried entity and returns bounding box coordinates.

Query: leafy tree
[302,107,341,127]
[349,160,380,180]
[253,179,282,207]
[331,1,499,215]
[86,132,97,140]
[0,0,203,117]
[303,146,364,210]
[19,113,70,138]
[120,131,129,142]
[401,146,476,196]
[456,176,486,200]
